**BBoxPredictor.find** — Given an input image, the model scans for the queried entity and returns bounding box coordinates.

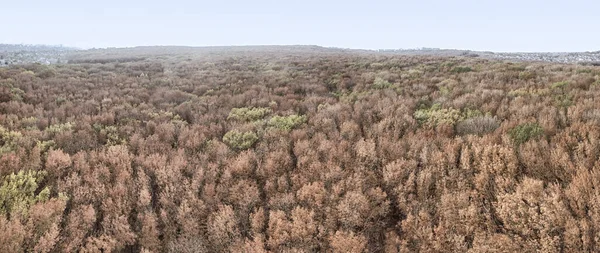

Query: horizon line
[1,43,598,54]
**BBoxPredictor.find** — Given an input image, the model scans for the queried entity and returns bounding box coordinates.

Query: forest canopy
[1,49,600,252]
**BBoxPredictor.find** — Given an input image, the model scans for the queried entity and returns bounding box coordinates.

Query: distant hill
[69,45,600,64]
[1,44,599,65]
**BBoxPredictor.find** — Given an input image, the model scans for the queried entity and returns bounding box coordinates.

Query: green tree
[0,170,50,219]
[223,130,259,150]
[268,115,307,131]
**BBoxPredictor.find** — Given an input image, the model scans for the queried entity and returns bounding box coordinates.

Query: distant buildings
[0,44,75,66]
[0,51,65,66]
[487,52,600,64]
[0,57,8,67]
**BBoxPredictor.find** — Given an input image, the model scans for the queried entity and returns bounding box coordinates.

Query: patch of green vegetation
[93,124,126,146]
[330,91,344,98]
[414,103,462,126]
[372,77,392,89]
[551,81,569,90]
[548,81,573,107]
[268,115,307,131]
[438,86,451,96]
[203,89,215,96]
[576,69,593,74]
[0,126,22,155]
[442,61,457,68]
[55,96,67,105]
[507,88,550,98]
[414,104,485,127]
[508,122,544,145]
[554,94,573,108]
[228,107,272,122]
[451,66,473,73]
[10,88,24,101]
[1,80,25,102]
[20,70,35,76]
[36,140,56,152]
[506,64,527,71]
[334,91,370,103]
[35,66,57,79]
[325,74,342,91]
[104,126,126,146]
[406,69,424,78]
[518,71,536,80]
[223,130,258,150]
[145,110,185,123]
[20,117,38,129]
[317,103,331,112]
[369,62,386,70]
[462,108,484,119]
[45,122,74,135]
[0,170,50,218]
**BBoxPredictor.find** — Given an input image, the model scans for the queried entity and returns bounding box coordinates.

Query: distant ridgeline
[1,44,599,66]
[0,44,78,67]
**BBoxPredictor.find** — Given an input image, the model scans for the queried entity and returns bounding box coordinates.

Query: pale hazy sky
[2,0,598,52]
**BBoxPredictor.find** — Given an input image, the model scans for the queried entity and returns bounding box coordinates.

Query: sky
[1,0,598,52]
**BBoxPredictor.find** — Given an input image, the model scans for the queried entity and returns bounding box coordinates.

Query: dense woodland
[1,49,600,252]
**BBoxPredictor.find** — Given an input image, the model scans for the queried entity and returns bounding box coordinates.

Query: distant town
[0,44,76,67]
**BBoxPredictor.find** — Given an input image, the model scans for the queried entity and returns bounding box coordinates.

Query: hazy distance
[2,0,599,52]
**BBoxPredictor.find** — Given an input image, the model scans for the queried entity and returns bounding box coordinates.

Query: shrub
[456,116,500,136]
[223,130,258,150]
[508,122,544,145]
[228,107,272,122]
[268,115,307,131]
